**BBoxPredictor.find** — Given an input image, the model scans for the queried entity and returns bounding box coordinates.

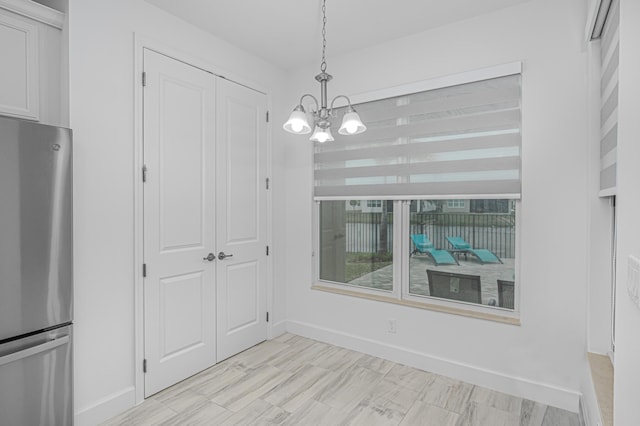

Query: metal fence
[345,212,516,258]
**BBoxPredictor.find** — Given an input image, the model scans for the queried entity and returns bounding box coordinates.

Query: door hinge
[266,312,269,322]
[266,111,269,123]
[142,72,147,87]
[143,264,147,277]
[266,245,269,256]
[142,165,147,182]
[143,359,147,373]
[266,177,270,190]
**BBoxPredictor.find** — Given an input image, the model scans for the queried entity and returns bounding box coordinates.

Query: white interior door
[143,49,216,397]
[216,77,268,361]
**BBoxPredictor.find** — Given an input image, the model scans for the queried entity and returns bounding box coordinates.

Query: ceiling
[145,0,532,70]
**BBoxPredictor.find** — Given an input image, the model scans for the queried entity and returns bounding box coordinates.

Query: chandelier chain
[320,0,327,72]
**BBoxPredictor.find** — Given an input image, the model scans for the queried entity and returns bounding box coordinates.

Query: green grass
[345,212,394,224]
[415,213,515,227]
[345,212,514,227]
[345,252,393,282]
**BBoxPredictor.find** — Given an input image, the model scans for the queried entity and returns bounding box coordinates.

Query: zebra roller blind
[314,73,522,200]
[599,0,618,196]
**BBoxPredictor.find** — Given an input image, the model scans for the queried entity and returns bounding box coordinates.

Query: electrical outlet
[387,319,397,334]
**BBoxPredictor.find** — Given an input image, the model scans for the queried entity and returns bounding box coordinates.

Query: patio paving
[348,253,515,308]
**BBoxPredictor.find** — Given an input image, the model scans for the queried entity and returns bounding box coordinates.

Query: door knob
[218,251,234,260]
[203,253,215,262]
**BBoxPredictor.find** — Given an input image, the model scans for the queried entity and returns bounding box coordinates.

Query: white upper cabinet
[0,0,65,124]
[0,11,39,120]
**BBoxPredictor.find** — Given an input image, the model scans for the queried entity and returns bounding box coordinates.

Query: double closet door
[142,48,268,397]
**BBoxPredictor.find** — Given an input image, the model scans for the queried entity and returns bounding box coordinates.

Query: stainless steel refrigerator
[0,116,73,425]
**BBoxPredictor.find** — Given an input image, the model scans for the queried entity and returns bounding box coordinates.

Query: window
[319,200,394,293]
[313,64,521,317]
[598,0,618,197]
[408,199,515,309]
[446,200,465,209]
[610,197,617,352]
[317,198,517,311]
[596,0,618,355]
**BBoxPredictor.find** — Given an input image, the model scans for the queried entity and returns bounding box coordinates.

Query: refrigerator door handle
[0,335,69,367]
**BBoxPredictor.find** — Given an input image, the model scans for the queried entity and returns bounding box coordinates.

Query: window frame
[312,199,521,321]
[310,62,523,323]
[312,200,403,300]
[446,200,465,208]
[399,199,520,317]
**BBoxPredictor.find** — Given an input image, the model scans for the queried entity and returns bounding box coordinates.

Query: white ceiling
[145,0,532,70]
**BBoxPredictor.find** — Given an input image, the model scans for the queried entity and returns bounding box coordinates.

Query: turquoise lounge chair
[445,236,503,264]
[410,234,459,266]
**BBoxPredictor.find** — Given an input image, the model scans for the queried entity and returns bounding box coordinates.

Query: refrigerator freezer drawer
[0,325,72,426]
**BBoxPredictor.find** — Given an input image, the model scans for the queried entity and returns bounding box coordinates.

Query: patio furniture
[426,269,481,304]
[445,236,503,264]
[497,279,515,309]
[410,234,459,266]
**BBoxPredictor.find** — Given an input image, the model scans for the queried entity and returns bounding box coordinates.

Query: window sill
[311,284,521,326]
[587,352,613,426]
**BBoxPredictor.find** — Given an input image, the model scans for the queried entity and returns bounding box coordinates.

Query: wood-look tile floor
[101,334,581,426]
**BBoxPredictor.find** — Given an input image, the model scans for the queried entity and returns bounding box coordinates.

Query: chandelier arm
[329,95,354,113]
[299,94,320,112]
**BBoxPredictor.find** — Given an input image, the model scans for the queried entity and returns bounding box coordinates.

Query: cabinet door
[0,10,39,120]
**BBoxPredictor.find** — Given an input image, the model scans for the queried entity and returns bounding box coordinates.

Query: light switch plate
[628,255,640,309]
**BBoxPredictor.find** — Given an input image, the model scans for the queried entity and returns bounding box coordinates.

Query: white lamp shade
[338,111,366,135]
[283,109,312,134]
[310,126,334,143]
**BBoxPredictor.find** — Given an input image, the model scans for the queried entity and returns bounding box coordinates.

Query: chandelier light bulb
[291,121,303,133]
[345,122,358,134]
[310,126,334,143]
[338,110,366,136]
[283,107,312,134]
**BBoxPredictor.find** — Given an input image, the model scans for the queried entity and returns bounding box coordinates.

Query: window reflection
[319,200,393,292]
[409,199,516,309]
[317,199,517,311]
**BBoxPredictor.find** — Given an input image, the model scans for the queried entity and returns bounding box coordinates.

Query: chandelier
[282,0,366,143]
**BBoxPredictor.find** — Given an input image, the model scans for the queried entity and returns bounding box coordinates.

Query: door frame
[133,34,273,405]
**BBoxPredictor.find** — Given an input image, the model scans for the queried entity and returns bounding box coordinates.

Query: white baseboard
[579,396,592,426]
[286,320,581,413]
[75,321,288,425]
[581,365,603,426]
[75,386,136,426]
[270,320,287,339]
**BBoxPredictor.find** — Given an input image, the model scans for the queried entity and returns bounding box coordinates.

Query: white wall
[613,1,640,425]
[283,0,589,411]
[67,0,287,424]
